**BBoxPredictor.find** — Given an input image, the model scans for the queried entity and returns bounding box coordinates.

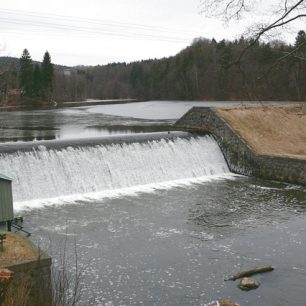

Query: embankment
[176,105,306,185]
[0,232,52,306]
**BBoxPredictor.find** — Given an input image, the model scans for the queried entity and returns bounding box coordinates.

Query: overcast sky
[0,0,303,66]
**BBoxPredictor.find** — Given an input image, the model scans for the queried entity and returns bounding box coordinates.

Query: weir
[0,134,230,203]
[0,132,189,154]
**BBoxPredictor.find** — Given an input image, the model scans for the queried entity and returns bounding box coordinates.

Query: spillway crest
[0,135,230,202]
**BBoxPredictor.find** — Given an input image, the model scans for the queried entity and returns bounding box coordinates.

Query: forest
[84,30,306,101]
[0,30,306,106]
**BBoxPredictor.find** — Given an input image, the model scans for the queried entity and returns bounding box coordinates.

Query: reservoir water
[1,101,306,305]
[0,100,290,143]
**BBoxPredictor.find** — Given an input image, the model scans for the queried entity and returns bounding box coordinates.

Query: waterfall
[0,135,230,203]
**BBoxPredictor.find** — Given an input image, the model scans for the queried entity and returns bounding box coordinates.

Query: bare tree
[200,0,306,101]
[48,234,85,306]
[200,0,306,62]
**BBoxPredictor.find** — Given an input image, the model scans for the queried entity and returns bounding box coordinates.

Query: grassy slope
[217,104,306,160]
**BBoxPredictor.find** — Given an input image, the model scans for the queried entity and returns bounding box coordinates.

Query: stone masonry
[176,107,306,186]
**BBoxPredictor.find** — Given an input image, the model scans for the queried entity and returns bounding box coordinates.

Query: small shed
[0,172,13,223]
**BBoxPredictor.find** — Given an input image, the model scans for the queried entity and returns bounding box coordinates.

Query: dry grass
[217,104,306,160]
[2,273,32,306]
[0,232,38,267]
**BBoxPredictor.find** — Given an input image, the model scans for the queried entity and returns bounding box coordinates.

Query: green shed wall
[0,179,13,222]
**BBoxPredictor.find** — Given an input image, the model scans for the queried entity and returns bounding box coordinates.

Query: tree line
[1,31,306,106]
[84,30,306,101]
[0,50,87,107]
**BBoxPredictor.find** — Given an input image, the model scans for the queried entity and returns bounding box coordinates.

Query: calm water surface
[0,100,204,143]
[0,100,292,143]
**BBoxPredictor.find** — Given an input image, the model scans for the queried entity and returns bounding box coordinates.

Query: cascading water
[0,135,230,204]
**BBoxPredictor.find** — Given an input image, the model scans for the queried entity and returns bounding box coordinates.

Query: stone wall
[176,107,306,186]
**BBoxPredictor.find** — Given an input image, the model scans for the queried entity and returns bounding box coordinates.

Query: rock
[218,299,239,306]
[238,277,260,291]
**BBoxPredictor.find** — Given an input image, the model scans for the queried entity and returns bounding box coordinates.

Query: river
[0,101,305,305]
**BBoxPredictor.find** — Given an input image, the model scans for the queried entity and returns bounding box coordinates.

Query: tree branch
[233,1,306,64]
[257,40,306,80]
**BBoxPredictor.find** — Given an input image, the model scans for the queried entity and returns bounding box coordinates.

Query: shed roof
[0,172,12,181]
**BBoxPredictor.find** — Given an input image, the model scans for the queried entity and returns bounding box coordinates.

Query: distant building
[64,69,72,76]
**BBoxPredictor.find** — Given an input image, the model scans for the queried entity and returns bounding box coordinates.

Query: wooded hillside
[1,31,306,105]
[85,32,306,101]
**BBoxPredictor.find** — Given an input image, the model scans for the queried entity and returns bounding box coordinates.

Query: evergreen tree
[295,30,306,52]
[293,30,306,100]
[19,49,33,97]
[32,64,41,97]
[41,51,54,101]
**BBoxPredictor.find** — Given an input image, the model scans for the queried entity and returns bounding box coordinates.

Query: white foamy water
[13,173,236,212]
[0,136,230,208]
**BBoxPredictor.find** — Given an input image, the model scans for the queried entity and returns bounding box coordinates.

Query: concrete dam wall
[176,106,306,186]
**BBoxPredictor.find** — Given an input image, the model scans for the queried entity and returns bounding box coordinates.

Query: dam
[1,101,306,305]
[0,133,229,203]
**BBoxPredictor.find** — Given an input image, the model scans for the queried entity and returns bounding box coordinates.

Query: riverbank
[0,98,143,112]
[0,232,52,306]
[62,98,142,107]
[0,99,299,113]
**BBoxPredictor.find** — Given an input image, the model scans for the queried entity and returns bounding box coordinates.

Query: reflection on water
[25,176,306,306]
[0,103,176,143]
[0,100,296,143]
[80,100,294,120]
[0,136,57,143]
[0,126,176,143]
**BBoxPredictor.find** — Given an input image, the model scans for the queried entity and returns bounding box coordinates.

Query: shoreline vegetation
[0,98,142,112]
[1,30,306,109]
